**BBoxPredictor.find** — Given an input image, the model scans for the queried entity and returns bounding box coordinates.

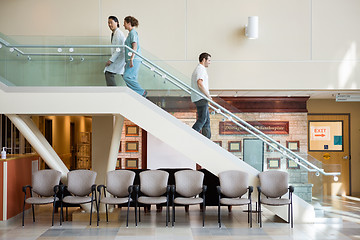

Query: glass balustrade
[0,33,342,205]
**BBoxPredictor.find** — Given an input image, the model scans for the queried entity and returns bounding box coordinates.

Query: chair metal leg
[202,202,205,227]
[96,204,100,227]
[290,202,294,228]
[32,204,35,222]
[105,204,108,223]
[288,204,290,225]
[249,203,252,228]
[259,202,262,228]
[247,204,250,223]
[135,201,138,226]
[22,200,26,226]
[52,201,56,226]
[89,200,93,225]
[60,202,63,226]
[172,204,175,226]
[166,202,169,227]
[126,201,131,227]
[218,204,221,228]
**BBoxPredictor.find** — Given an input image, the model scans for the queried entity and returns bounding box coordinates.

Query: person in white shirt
[191,52,212,139]
[104,16,126,86]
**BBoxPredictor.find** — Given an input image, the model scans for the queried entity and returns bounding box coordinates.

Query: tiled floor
[1,196,360,240]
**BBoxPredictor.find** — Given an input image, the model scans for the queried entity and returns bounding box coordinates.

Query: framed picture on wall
[214,141,222,147]
[286,158,300,169]
[228,141,241,152]
[266,141,281,152]
[80,132,91,144]
[286,141,300,152]
[118,142,122,153]
[125,125,139,136]
[267,158,280,169]
[125,141,139,152]
[116,158,121,169]
[125,158,138,169]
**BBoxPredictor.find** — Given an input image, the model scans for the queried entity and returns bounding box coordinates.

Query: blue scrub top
[125,28,141,62]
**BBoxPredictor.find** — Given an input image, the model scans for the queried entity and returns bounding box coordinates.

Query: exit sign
[310,126,330,140]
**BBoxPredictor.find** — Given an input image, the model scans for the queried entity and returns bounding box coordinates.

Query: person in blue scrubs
[123,16,147,97]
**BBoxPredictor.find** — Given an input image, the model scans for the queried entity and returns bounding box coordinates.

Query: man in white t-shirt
[191,52,212,139]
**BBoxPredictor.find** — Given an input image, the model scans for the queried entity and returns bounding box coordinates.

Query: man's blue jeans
[192,99,211,139]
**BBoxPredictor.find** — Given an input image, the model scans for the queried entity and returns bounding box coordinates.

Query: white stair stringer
[0,83,315,223]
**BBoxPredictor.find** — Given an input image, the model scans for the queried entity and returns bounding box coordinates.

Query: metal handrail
[0,38,340,176]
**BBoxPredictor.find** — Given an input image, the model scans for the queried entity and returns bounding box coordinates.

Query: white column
[92,116,114,186]
[7,114,69,182]
[107,114,124,172]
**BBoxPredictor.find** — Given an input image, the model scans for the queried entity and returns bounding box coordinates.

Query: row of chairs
[22,169,294,228]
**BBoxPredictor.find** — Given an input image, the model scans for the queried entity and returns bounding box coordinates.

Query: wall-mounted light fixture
[245,16,259,39]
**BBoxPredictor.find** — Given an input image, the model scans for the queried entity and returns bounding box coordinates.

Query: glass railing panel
[141,48,191,86]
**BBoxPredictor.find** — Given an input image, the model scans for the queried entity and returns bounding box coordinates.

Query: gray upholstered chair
[97,170,136,226]
[217,170,253,228]
[60,170,97,225]
[22,169,62,226]
[257,170,294,228]
[136,170,170,226]
[172,170,207,227]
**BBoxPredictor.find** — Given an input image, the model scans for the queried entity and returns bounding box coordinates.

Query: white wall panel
[312,0,360,60]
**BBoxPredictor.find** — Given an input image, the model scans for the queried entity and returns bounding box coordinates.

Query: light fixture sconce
[245,16,259,39]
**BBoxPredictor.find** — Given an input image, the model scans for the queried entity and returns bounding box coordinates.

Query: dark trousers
[192,99,211,139]
[105,71,117,86]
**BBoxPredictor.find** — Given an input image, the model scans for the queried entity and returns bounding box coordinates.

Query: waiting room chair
[172,170,207,227]
[97,170,136,226]
[136,170,170,226]
[60,170,97,225]
[217,170,253,228]
[22,169,62,226]
[257,170,294,228]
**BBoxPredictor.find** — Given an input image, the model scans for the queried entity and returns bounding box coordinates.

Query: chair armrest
[60,185,67,192]
[133,185,140,193]
[128,185,134,194]
[97,185,106,193]
[202,185,207,193]
[91,184,97,192]
[54,185,61,194]
[170,185,175,193]
[289,185,294,193]
[22,185,31,193]
[257,186,261,194]
[216,186,221,195]
[248,186,254,193]
[166,185,171,193]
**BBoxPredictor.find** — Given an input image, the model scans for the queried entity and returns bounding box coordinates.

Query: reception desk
[0,154,39,221]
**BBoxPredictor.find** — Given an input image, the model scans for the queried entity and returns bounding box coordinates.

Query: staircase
[0,33,342,223]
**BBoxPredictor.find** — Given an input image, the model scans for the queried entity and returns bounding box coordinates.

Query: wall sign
[308,121,343,151]
[219,121,289,135]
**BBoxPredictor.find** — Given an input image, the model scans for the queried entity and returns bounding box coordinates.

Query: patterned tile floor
[1,196,360,240]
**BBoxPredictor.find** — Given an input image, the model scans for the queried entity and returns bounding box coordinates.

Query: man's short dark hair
[199,52,211,62]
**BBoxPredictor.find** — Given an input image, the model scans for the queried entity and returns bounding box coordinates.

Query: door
[243,139,264,172]
[308,114,350,196]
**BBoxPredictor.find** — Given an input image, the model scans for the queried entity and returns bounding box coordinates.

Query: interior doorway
[243,138,264,172]
[308,114,351,196]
